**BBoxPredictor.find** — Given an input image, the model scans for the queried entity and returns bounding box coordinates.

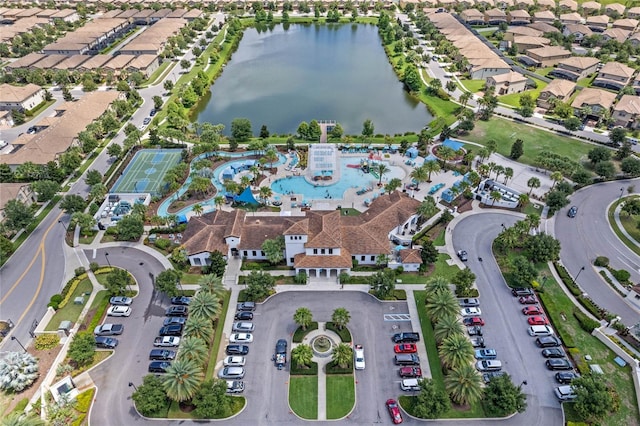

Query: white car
[460,307,482,317]
[223,356,246,367]
[107,306,131,317]
[229,333,253,343]
[354,344,365,370]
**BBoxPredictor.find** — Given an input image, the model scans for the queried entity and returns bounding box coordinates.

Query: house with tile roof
[533,10,556,24]
[537,78,576,109]
[612,18,639,32]
[581,1,602,16]
[628,7,640,19]
[612,95,640,128]
[526,46,572,67]
[558,0,577,12]
[592,61,635,91]
[600,27,630,43]
[0,183,36,224]
[486,71,528,95]
[507,10,531,26]
[484,8,507,25]
[562,23,593,41]
[548,56,600,81]
[460,9,485,25]
[571,87,617,118]
[585,15,610,32]
[0,83,45,112]
[560,12,583,25]
[181,192,422,277]
[604,3,626,18]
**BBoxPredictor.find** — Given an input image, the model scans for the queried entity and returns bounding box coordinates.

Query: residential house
[536,0,556,10]
[469,57,512,79]
[571,87,617,118]
[76,54,112,72]
[126,54,160,78]
[526,46,572,67]
[398,249,422,272]
[0,83,44,112]
[604,3,626,18]
[628,32,640,48]
[560,12,583,25]
[528,22,560,34]
[612,18,639,31]
[537,78,576,109]
[513,36,550,53]
[633,73,640,95]
[508,10,531,26]
[592,61,635,91]
[485,71,528,95]
[0,183,36,223]
[612,95,640,128]
[581,1,602,15]
[563,23,593,41]
[601,27,630,43]
[52,55,90,71]
[627,7,640,19]
[50,9,79,23]
[484,8,507,25]
[504,26,543,42]
[515,0,535,8]
[533,10,556,24]
[548,56,600,81]
[3,53,46,72]
[558,0,578,12]
[460,9,485,25]
[585,15,609,32]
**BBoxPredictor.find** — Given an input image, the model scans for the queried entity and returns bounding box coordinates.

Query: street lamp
[519,380,528,390]
[575,266,585,283]
[500,223,507,232]
[104,252,112,269]
[58,220,68,232]
[620,187,625,199]
[11,336,27,353]
[128,382,138,391]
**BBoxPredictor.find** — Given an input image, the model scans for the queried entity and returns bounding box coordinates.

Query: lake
[192,23,433,135]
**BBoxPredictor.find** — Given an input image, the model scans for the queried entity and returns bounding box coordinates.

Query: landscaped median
[608,195,640,257]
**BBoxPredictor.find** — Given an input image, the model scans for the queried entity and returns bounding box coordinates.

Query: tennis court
[110,149,182,195]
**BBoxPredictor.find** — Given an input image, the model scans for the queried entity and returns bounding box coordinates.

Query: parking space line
[383,314,411,321]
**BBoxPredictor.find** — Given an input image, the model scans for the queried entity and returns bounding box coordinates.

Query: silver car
[232,322,255,332]
[218,367,245,379]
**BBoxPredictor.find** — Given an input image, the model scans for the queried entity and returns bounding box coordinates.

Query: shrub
[88,293,111,331]
[578,295,605,319]
[34,334,60,350]
[242,262,262,270]
[59,277,85,309]
[290,361,318,375]
[553,262,581,296]
[74,267,86,277]
[294,272,307,284]
[326,322,352,343]
[89,262,100,272]
[573,308,600,333]
[612,269,631,283]
[292,322,318,343]
[74,388,95,413]
[594,256,609,267]
[71,414,87,426]
[154,238,171,250]
[325,360,353,374]
[48,294,63,309]
[11,398,29,414]
[391,289,407,300]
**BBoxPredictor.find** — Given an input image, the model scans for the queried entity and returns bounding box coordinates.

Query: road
[555,179,640,325]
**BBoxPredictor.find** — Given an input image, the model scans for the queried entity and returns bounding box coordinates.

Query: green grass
[459,79,485,93]
[522,202,544,216]
[412,291,486,418]
[289,376,318,419]
[78,231,98,245]
[205,289,231,380]
[433,229,445,246]
[433,254,460,281]
[498,78,548,108]
[326,375,355,419]
[45,278,93,331]
[577,73,596,87]
[145,60,172,86]
[180,273,202,285]
[463,117,593,166]
[608,197,640,257]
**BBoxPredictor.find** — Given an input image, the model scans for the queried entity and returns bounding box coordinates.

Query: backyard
[498,78,548,108]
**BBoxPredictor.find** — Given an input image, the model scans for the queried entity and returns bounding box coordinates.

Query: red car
[399,367,422,378]
[463,317,485,326]
[522,306,542,315]
[519,295,537,305]
[527,316,549,325]
[394,344,417,354]
[386,399,403,424]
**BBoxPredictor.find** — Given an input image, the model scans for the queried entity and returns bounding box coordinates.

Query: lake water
[192,23,433,135]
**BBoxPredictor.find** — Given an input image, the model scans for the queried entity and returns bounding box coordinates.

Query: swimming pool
[271,159,405,200]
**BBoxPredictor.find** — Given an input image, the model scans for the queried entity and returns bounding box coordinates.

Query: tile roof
[488,71,528,84]
[614,95,640,115]
[294,252,353,269]
[399,249,422,264]
[558,56,600,70]
[571,87,617,109]
[0,183,30,211]
[542,78,576,98]
[0,83,42,103]
[599,61,635,78]
[582,1,602,11]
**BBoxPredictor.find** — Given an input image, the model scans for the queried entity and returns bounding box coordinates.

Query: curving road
[555,179,640,326]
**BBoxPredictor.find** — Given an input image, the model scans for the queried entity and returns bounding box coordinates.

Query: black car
[567,206,578,218]
[95,336,118,349]
[511,287,534,297]
[163,317,187,326]
[171,296,191,306]
[148,361,171,373]
[536,336,561,348]
[392,332,420,343]
[226,344,250,355]
[456,250,468,261]
[555,371,579,384]
[149,109,157,116]
[542,348,565,358]
[235,311,254,321]
[159,325,183,336]
[149,349,176,360]
[237,302,256,312]
[166,306,188,317]
[546,359,573,370]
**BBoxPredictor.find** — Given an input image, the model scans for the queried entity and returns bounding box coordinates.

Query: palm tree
[517,193,530,208]
[189,291,221,322]
[291,344,313,368]
[459,91,472,108]
[293,307,313,330]
[486,162,497,177]
[493,164,504,181]
[197,274,225,298]
[331,343,353,369]
[444,364,483,405]
[178,336,208,366]
[249,165,261,185]
[426,289,459,324]
[437,146,456,168]
[259,186,273,203]
[550,171,563,190]
[478,163,490,178]
[497,227,519,250]
[264,148,278,170]
[373,162,390,186]
[433,314,464,343]
[527,177,540,195]
[332,308,351,330]
[423,160,441,183]
[214,195,224,210]
[526,213,541,232]
[424,276,450,302]
[183,316,214,342]
[417,197,438,220]
[439,333,475,370]
[162,358,204,402]
[477,148,490,164]
[192,203,203,216]
[489,190,502,206]
[503,167,513,184]
[240,175,251,189]
[1,413,45,426]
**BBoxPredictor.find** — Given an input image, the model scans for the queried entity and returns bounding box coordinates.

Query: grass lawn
[409,291,486,418]
[433,254,460,282]
[289,376,318,419]
[78,231,98,245]
[45,278,93,331]
[433,229,445,246]
[577,74,596,87]
[326,375,355,419]
[459,79,485,93]
[181,273,202,285]
[522,202,544,216]
[498,78,548,108]
[205,290,231,380]
[609,196,640,257]
[462,117,593,166]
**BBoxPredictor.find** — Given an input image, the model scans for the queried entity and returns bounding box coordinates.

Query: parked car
[109,296,132,306]
[392,332,420,343]
[142,117,151,125]
[218,367,245,379]
[153,336,180,347]
[232,322,255,332]
[165,306,188,317]
[94,324,123,336]
[230,333,253,343]
[467,325,483,336]
[149,349,176,360]
[475,360,503,372]
[519,295,537,305]
[554,385,577,401]
[470,336,485,348]
[386,399,403,424]
[536,336,561,347]
[354,344,365,370]
[149,109,157,117]
[394,344,417,354]
[226,380,245,394]
[275,339,287,370]
[235,311,253,320]
[474,348,497,360]
[398,366,422,378]
[567,206,578,218]
[400,378,420,392]
[482,371,506,384]
[522,306,542,315]
[95,336,118,349]
[237,302,256,312]
[459,298,479,307]
[512,288,534,297]
[460,307,482,317]
[148,361,171,373]
[542,348,566,358]
[159,325,183,336]
[456,250,468,261]
[555,372,579,384]
[528,316,549,325]
[170,296,191,305]
[163,317,187,326]
[223,356,246,367]
[546,359,573,370]
[107,306,131,317]
[463,317,485,327]
[226,345,249,355]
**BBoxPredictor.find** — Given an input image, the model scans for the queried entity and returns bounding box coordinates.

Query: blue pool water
[271,159,405,200]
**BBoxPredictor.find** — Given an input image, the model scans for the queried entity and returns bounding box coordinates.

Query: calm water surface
[193,23,433,135]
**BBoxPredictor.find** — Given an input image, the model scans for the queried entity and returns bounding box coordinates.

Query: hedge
[290,361,318,376]
[293,322,318,343]
[58,273,88,309]
[552,262,581,296]
[88,293,111,331]
[325,322,352,343]
[325,361,353,375]
[577,295,605,319]
[537,291,576,348]
[594,256,609,267]
[75,388,95,413]
[34,334,60,350]
[573,308,600,333]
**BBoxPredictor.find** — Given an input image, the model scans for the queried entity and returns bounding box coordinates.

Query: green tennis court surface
[110,149,182,195]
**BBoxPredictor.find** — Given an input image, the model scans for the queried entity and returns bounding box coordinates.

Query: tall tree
[482,374,527,417]
[162,359,204,402]
[262,236,285,265]
[373,162,389,186]
[3,200,34,232]
[362,119,374,141]
[189,291,221,322]
[426,289,459,323]
[439,333,475,370]
[331,308,351,330]
[433,314,464,343]
[183,316,214,343]
[291,344,313,368]
[331,343,353,369]
[526,177,540,195]
[178,336,208,366]
[444,364,483,405]
[293,307,313,330]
